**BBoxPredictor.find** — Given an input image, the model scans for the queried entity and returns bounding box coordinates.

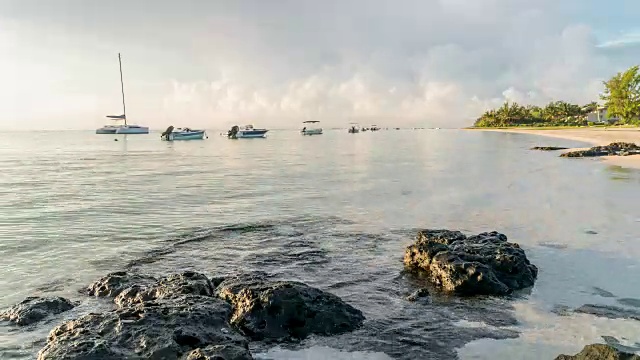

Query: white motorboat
[301,121,323,135]
[161,126,207,141]
[96,53,149,135]
[228,125,269,139]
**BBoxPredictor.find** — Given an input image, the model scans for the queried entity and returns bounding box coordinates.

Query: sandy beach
[474,128,640,169]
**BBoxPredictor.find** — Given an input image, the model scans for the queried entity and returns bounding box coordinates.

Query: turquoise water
[0,129,639,359]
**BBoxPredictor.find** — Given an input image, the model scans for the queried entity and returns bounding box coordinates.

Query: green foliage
[474,65,640,128]
[473,100,592,128]
[601,65,640,123]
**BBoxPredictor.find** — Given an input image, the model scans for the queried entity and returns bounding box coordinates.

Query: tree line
[474,65,640,127]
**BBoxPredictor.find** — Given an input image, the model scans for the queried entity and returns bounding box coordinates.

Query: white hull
[163,130,206,141]
[96,126,120,134]
[116,126,149,134]
[301,128,323,135]
[236,131,267,138]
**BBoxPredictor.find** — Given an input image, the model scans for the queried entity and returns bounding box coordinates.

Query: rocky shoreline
[2,229,638,359]
[3,270,365,360]
[560,142,640,158]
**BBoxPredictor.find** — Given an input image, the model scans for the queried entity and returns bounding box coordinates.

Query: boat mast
[118,53,127,126]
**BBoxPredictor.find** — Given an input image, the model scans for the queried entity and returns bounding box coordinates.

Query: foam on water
[254,345,394,360]
[458,300,640,359]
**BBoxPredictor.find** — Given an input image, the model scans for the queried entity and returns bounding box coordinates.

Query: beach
[473,127,640,169]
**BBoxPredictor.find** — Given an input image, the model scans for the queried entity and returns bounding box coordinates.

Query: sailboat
[96,53,149,134]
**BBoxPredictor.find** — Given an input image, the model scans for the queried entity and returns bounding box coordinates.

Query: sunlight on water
[1,130,639,359]
[458,301,640,359]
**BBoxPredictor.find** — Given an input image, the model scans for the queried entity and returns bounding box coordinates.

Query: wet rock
[617,298,640,309]
[575,304,640,321]
[406,288,430,302]
[591,287,616,298]
[531,146,569,151]
[216,272,365,341]
[183,344,253,360]
[37,295,248,360]
[560,142,640,158]
[87,271,157,298]
[115,271,214,308]
[404,229,538,296]
[554,343,640,359]
[1,296,76,326]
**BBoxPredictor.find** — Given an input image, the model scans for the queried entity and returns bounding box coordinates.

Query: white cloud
[0,0,638,129]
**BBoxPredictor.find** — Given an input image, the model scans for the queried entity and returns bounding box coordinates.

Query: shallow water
[0,129,639,359]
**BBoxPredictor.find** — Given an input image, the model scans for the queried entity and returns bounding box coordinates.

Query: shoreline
[470,127,640,169]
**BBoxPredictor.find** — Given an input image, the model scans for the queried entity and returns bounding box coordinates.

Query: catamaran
[301,121,323,135]
[96,53,149,134]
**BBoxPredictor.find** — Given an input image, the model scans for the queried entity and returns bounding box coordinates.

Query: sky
[0,0,639,130]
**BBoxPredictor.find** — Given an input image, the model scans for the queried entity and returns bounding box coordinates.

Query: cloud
[0,0,638,129]
[597,30,640,49]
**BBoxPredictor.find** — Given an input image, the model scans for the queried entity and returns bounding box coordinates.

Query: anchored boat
[301,121,323,135]
[96,53,149,135]
[227,125,269,139]
[161,126,206,141]
[348,123,360,133]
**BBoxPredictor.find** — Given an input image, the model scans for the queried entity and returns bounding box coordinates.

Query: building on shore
[587,106,619,124]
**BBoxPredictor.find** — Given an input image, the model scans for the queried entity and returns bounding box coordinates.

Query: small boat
[227,125,268,139]
[301,121,323,135]
[348,123,360,133]
[96,53,149,135]
[370,125,380,131]
[161,126,206,141]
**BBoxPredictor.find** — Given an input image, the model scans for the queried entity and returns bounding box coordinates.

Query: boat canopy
[303,120,320,123]
[106,114,126,119]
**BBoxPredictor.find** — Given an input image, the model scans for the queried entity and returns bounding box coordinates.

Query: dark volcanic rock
[115,271,215,308]
[555,343,640,359]
[560,142,640,158]
[183,344,253,360]
[575,304,640,321]
[216,272,365,341]
[531,146,569,151]
[37,295,248,360]
[1,296,76,326]
[87,271,157,298]
[404,229,538,296]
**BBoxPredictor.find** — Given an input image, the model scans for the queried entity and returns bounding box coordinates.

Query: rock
[183,344,253,360]
[87,271,157,298]
[1,296,76,326]
[37,295,248,360]
[403,229,538,296]
[114,271,215,308]
[216,272,365,341]
[575,304,640,321]
[554,343,640,359]
[406,288,430,302]
[531,146,569,151]
[560,142,640,158]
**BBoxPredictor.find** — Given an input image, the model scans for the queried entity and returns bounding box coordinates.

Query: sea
[0,128,639,359]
